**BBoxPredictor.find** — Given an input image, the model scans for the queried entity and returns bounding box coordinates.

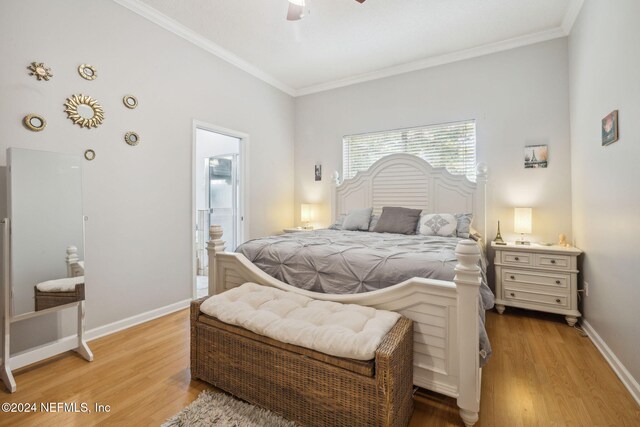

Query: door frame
[192,120,249,298]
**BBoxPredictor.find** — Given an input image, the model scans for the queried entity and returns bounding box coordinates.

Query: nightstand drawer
[503,269,569,291]
[534,253,571,270]
[503,287,568,308]
[501,251,532,267]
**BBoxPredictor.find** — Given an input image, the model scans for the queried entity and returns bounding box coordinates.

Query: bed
[206,153,489,426]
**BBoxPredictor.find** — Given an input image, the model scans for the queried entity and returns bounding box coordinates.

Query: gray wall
[0,0,294,353]
[294,39,573,246]
[569,0,640,384]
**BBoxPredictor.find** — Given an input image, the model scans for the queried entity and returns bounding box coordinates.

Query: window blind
[343,120,477,182]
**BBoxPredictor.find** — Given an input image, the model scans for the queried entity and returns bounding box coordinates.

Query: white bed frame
[206,154,488,426]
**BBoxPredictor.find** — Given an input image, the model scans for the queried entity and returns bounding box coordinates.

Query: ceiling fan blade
[287,2,305,20]
[355,0,366,3]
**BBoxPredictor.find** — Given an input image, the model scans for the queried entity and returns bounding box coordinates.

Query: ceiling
[122,0,582,96]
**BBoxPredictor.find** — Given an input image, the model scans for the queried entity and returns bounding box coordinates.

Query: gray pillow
[455,213,473,238]
[329,214,346,230]
[368,214,380,231]
[341,208,373,231]
[373,207,422,235]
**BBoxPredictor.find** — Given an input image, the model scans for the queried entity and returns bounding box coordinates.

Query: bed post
[475,163,488,242]
[454,239,482,427]
[330,171,341,224]
[66,246,79,278]
[207,225,226,296]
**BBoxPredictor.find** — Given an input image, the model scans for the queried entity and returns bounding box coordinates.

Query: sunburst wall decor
[64,94,105,129]
[27,62,53,81]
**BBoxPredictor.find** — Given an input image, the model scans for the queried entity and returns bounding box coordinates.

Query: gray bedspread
[237,229,494,364]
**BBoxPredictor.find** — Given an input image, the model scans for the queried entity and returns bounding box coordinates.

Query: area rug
[162,390,298,427]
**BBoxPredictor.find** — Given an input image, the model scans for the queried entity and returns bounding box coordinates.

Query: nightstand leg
[496,304,505,314]
[565,316,578,327]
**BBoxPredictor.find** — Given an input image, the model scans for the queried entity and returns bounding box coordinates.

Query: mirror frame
[77,64,97,81]
[64,94,105,129]
[23,114,47,132]
[123,95,138,109]
[27,61,53,81]
[124,132,140,146]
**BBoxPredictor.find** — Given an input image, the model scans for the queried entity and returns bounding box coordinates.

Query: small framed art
[602,110,618,146]
[524,145,548,168]
[315,164,322,181]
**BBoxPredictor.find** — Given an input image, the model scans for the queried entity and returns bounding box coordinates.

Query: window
[343,119,477,182]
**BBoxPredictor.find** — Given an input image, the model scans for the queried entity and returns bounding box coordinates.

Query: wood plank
[1,307,639,426]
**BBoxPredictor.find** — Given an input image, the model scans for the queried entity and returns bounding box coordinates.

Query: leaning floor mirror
[1,148,93,393]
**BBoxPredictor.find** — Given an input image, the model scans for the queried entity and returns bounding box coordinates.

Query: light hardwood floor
[1,307,638,426]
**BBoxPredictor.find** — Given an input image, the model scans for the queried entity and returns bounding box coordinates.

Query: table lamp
[301,204,315,229]
[514,207,532,245]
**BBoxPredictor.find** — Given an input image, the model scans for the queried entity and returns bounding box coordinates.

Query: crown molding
[561,0,585,35]
[296,27,566,96]
[112,0,296,96]
[113,0,582,98]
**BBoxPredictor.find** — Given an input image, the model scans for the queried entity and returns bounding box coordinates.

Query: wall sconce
[514,207,532,245]
[301,204,316,229]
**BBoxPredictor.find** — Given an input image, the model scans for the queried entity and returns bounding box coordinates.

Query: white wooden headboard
[331,154,488,238]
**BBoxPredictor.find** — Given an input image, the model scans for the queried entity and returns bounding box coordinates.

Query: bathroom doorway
[193,122,248,298]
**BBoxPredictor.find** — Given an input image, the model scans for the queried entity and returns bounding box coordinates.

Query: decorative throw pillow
[368,214,380,231]
[329,214,346,230]
[373,207,422,235]
[455,213,473,238]
[419,213,457,237]
[341,208,373,231]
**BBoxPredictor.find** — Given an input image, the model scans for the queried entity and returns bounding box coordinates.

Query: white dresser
[492,242,582,326]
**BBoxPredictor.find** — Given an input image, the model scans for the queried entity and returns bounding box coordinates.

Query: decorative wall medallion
[123,95,138,109]
[64,94,105,128]
[27,62,53,81]
[23,114,47,132]
[124,132,140,146]
[84,149,96,161]
[78,64,97,80]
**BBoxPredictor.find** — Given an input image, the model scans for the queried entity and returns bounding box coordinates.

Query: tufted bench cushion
[36,276,84,292]
[199,282,401,361]
[191,284,414,427]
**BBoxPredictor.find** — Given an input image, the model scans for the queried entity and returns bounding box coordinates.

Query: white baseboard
[582,319,640,407]
[9,299,191,370]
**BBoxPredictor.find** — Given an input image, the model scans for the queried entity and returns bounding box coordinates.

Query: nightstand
[492,242,582,326]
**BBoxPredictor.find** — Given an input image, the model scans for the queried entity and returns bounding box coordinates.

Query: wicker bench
[190,296,414,427]
[34,282,85,311]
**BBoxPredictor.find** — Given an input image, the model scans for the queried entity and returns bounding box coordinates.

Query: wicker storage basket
[190,296,413,427]
[34,283,85,311]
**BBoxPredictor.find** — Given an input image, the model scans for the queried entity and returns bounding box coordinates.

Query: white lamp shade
[514,208,532,234]
[301,204,314,222]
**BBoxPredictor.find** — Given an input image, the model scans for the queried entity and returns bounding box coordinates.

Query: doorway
[193,122,248,298]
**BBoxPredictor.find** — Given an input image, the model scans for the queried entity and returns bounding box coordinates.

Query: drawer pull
[514,256,520,261]
[555,298,561,303]
[551,260,556,264]
[510,292,515,297]
[555,280,561,285]
[510,275,515,280]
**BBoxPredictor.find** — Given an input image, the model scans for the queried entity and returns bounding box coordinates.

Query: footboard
[206,225,482,426]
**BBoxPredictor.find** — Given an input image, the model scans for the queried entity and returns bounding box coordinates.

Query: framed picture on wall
[315,164,322,181]
[602,110,619,146]
[524,145,548,168]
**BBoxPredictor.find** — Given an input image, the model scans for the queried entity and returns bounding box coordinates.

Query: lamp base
[515,240,530,245]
